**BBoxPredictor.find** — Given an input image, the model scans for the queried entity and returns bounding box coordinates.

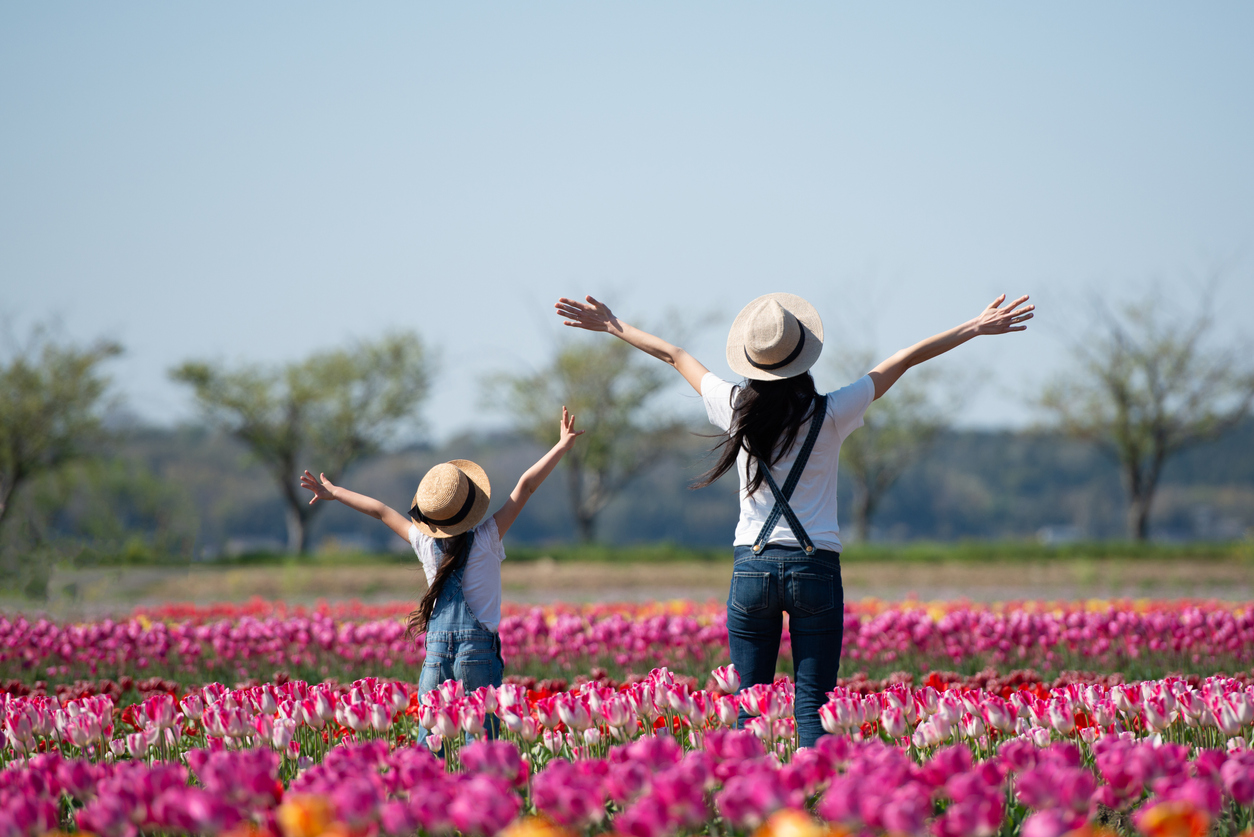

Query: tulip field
[3,599,1254,837]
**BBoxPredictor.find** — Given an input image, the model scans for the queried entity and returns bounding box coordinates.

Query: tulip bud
[1048,700,1075,735]
[273,719,296,750]
[438,680,465,704]
[542,727,563,755]
[1232,693,1254,726]
[882,706,908,739]
[473,685,498,715]
[434,709,458,739]
[126,731,148,759]
[712,665,741,694]
[1216,703,1242,737]
[426,733,443,754]
[462,704,486,737]
[180,693,205,721]
[716,695,739,727]
[819,703,842,736]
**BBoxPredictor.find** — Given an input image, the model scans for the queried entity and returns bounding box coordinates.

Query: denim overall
[414,533,504,744]
[727,394,845,748]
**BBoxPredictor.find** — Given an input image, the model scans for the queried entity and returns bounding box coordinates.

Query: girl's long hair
[693,372,819,495]
[407,532,470,638]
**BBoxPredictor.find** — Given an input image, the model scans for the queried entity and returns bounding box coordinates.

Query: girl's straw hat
[410,460,491,538]
[726,293,824,381]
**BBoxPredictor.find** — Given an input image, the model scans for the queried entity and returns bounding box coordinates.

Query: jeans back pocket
[730,571,773,615]
[789,571,835,616]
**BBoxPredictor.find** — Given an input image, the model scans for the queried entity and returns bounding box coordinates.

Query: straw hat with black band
[409,460,492,538]
[726,293,825,381]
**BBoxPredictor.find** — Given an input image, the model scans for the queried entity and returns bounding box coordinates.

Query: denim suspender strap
[751,394,828,555]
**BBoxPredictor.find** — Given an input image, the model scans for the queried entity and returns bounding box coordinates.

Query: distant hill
[47,417,1249,556]
[4,417,1250,564]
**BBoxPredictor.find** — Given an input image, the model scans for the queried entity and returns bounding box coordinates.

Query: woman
[554,291,1033,746]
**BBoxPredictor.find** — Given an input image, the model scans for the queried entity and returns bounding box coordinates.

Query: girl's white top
[701,372,875,554]
[407,516,507,632]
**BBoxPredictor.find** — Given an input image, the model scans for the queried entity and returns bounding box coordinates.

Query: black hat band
[411,482,477,529]
[744,328,806,371]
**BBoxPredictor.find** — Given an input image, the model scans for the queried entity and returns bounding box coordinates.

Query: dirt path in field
[5,557,1252,619]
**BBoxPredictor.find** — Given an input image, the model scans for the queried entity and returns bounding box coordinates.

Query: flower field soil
[3,599,1254,688]
[3,663,1254,837]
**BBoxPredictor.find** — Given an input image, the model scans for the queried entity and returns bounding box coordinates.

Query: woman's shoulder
[824,375,874,408]
[823,375,875,433]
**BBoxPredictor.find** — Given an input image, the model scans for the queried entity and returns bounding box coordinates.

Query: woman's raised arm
[868,293,1034,400]
[555,295,710,393]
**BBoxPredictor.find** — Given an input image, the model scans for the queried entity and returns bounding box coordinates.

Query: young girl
[299,406,584,737]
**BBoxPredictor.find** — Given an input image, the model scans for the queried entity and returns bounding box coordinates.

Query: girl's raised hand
[300,470,337,505]
[973,293,1034,335]
[555,295,619,333]
[558,406,585,450]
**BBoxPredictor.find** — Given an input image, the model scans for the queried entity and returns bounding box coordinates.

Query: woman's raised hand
[555,295,619,333]
[973,294,1034,335]
[557,406,586,450]
[300,470,337,505]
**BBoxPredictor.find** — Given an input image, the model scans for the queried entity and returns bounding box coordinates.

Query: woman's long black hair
[407,532,471,637]
[693,372,819,495]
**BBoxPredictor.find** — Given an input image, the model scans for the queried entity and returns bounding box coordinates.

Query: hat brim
[726,293,825,381]
[411,459,492,538]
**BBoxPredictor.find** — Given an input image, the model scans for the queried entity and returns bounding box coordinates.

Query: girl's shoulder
[472,517,506,558]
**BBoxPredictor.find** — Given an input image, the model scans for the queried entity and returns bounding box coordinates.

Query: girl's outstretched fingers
[560,405,586,445]
[301,469,336,505]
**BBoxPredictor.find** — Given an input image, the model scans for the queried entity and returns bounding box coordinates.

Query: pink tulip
[713,664,741,694]
[556,694,593,731]
[438,679,465,704]
[715,695,740,727]
[433,709,458,739]
[371,703,393,733]
[1047,700,1075,735]
[882,705,908,739]
[961,713,986,740]
[461,702,486,737]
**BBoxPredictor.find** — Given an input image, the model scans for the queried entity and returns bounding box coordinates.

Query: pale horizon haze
[3,3,1252,442]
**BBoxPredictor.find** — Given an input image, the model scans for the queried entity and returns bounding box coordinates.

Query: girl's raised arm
[555,295,710,394]
[300,470,413,542]
[868,293,1034,400]
[492,407,585,538]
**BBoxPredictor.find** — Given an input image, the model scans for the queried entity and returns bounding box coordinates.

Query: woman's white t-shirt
[701,372,875,554]
[407,517,507,632]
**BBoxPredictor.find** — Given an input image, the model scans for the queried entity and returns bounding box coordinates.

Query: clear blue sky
[3,3,1252,440]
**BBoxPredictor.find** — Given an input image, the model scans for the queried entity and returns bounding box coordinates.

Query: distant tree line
[3,282,1254,594]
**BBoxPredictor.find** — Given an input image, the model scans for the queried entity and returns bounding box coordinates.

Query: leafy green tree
[1041,289,1254,540]
[0,327,122,535]
[171,333,431,554]
[488,338,688,542]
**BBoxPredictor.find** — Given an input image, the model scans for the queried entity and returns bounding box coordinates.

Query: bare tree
[1040,288,1254,540]
[488,338,688,542]
[171,333,431,554]
[0,326,122,535]
[834,352,954,541]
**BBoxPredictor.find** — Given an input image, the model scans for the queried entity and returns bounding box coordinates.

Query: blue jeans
[726,544,844,748]
[415,567,503,744]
